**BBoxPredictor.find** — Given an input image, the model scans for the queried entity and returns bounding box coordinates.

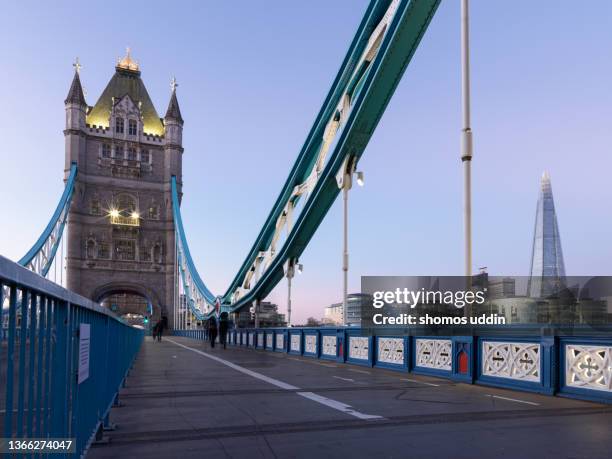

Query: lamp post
[284,258,302,327]
[461,0,473,285]
[253,298,261,328]
[336,156,364,326]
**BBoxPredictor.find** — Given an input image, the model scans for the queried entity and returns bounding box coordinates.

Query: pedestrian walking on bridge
[219,315,229,350]
[209,318,218,348]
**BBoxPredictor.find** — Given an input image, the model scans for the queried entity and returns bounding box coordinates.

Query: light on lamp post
[356,171,364,187]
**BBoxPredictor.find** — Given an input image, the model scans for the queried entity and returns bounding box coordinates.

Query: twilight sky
[1,1,611,323]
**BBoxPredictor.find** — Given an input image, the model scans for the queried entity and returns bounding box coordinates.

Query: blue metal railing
[1,255,144,457]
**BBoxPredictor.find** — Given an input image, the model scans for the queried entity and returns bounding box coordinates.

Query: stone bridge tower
[64,51,183,328]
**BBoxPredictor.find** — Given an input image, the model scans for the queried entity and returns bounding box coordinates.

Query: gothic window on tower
[127,146,137,161]
[115,145,124,160]
[86,239,96,259]
[116,193,136,215]
[90,197,101,215]
[153,242,162,263]
[140,244,151,262]
[102,143,111,159]
[115,239,136,261]
[111,193,139,226]
[115,117,124,134]
[141,149,150,163]
[98,242,110,259]
[148,203,159,220]
[128,119,137,136]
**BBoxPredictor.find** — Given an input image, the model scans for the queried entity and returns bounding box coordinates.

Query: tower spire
[65,59,87,106]
[165,76,183,124]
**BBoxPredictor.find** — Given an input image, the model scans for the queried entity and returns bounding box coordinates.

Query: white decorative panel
[276,333,284,350]
[248,333,254,347]
[290,334,301,352]
[241,332,245,344]
[258,332,264,346]
[566,344,612,392]
[377,337,404,365]
[266,333,273,348]
[322,335,337,356]
[415,339,452,371]
[305,335,317,354]
[349,337,369,360]
[482,341,540,382]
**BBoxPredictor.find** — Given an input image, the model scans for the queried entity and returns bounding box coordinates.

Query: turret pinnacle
[65,66,87,106]
[164,77,183,124]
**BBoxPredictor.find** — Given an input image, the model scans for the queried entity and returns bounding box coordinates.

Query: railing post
[27,293,38,437]
[541,335,558,395]
[4,284,18,439]
[35,296,47,437]
[50,300,70,438]
[16,289,30,438]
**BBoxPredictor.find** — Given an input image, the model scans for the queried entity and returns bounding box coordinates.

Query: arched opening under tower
[93,283,166,333]
[100,293,151,329]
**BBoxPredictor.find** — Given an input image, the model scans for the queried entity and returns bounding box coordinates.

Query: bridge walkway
[88,336,612,459]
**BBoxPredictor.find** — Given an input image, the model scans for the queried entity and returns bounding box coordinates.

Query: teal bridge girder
[18,162,77,278]
[170,0,441,319]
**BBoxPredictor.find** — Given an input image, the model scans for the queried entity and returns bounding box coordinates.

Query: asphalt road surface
[87,336,612,459]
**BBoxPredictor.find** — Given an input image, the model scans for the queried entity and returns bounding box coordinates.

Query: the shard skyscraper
[527,171,566,298]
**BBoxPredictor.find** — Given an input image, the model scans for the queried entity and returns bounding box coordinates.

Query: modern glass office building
[527,171,566,298]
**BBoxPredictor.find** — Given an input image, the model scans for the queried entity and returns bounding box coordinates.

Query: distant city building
[488,277,516,300]
[324,293,369,326]
[235,301,286,328]
[527,172,566,298]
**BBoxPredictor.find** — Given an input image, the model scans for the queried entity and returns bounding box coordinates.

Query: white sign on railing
[78,324,91,384]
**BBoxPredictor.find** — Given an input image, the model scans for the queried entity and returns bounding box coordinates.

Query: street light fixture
[356,171,365,187]
[335,156,362,326]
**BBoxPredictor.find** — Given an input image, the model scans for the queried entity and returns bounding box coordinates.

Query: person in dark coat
[156,319,163,342]
[152,320,160,341]
[209,318,218,348]
[219,316,229,350]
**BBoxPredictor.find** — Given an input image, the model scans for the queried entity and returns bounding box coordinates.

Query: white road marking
[333,376,355,382]
[401,378,440,387]
[167,338,298,390]
[298,392,383,420]
[485,394,540,406]
[166,338,383,420]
